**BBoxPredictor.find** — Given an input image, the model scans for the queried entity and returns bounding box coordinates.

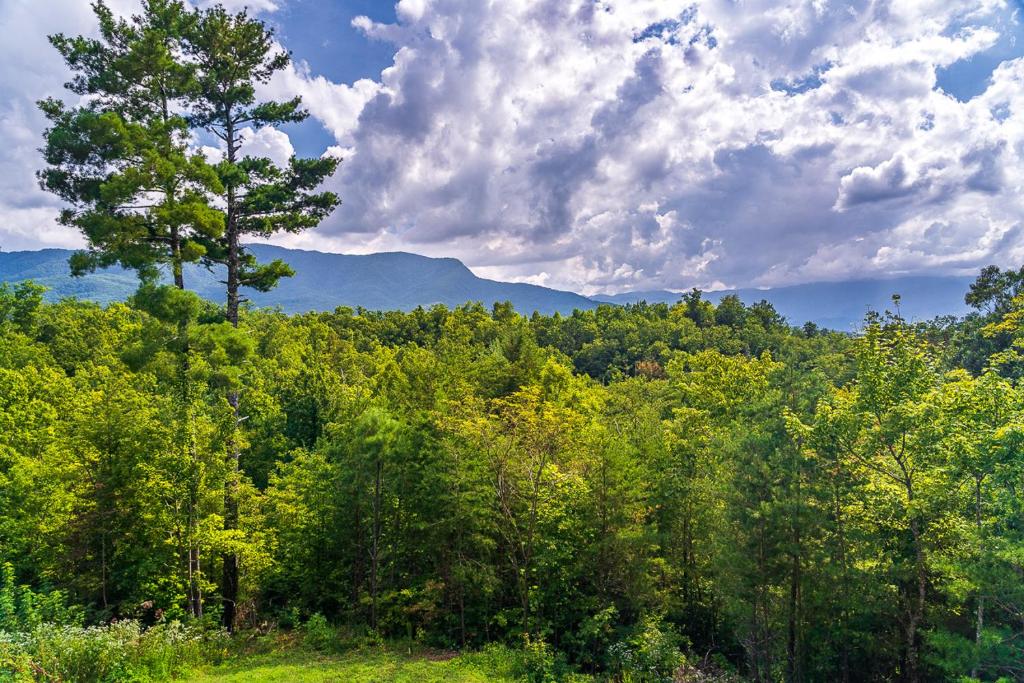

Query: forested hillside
[0,245,600,316]
[2,269,1024,681]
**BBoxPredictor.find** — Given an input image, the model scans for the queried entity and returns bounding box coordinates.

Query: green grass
[182,649,517,682]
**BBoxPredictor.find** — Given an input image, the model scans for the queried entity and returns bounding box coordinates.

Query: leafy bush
[564,605,617,671]
[608,616,684,683]
[519,634,559,683]
[302,612,336,652]
[458,642,521,678]
[461,638,573,683]
[0,620,228,682]
[278,605,303,630]
[0,563,83,632]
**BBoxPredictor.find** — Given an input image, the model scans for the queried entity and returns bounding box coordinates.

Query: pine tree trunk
[172,230,203,619]
[222,278,241,631]
[221,121,241,633]
[171,226,184,290]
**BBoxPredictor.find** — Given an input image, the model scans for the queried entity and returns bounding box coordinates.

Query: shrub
[0,563,83,632]
[520,634,559,683]
[459,642,523,678]
[278,605,303,630]
[462,638,571,683]
[0,620,228,682]
[608,616,684,683]
[302,613,336,652]
[564,605,617,671]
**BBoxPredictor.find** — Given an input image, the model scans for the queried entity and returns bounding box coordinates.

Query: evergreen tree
[39,0,222,286]
[38,0,222,618]
[183,5,340,630]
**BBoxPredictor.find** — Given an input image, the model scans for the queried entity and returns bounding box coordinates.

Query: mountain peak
[0,246,594,316]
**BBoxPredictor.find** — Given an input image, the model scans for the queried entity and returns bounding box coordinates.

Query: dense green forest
[3,271,1024,682]
[3,1,1024,681]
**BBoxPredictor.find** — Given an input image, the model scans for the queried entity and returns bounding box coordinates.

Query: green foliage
[0,564,83,633]
[608,616,685,683]
[25,3,1024,683]
[2,263,1024,681]
[0,620,227,682]
[517,635,562,683]
[182,3,339,307]
[189,646,534,682]
[965,264,1024,315]
[39,0,223,285]
[301,613,335,652]
[461,637,568,683]
[0,282,46,333]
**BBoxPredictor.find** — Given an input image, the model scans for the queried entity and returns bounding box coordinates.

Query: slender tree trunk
[170,223,205,619]
[184,381,203,621]
[184,355,203,620]
[787,548,801,682]
[221,116,241,632]
[183,315,203,623]
[519,452,547,638]
[904,516,926,683]
[221,383,241,630]
[973,597,984,679]
[757,520,771,683]
[101,533,108,610]
[458,573,467,647]
[188,542,203,618]
[186,407,202,620]
[221,286,241,630]
[370,457,382,631]
[171,224,185,290]
[787,465,803,683]
[681,513,692,606]
[225,224,240,326]
[972,476,984,680]
[834,487,850,683]
[352,499,364,606]
[453,450,467,648]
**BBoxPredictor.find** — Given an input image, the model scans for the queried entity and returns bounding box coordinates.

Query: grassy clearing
[182,649,515,682]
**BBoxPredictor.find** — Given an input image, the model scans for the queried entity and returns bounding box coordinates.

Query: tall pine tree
[40,0,222,287]
[38,0,223,619]
[184,5,340,630]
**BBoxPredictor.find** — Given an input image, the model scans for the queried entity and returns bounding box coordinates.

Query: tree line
[3,268,1024,680]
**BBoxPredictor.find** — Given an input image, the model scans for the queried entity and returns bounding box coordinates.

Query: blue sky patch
[771,62,833,96]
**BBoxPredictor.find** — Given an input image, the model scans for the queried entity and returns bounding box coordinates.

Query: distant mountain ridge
[592,277,976,330]
[0,245,597,316]
[0,245,975,328]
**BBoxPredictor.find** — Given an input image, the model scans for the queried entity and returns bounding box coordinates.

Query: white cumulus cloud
[266,0,1024,293]
[4,0,1024,295]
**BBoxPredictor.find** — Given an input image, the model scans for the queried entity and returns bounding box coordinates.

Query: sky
[1,0,1023,294]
